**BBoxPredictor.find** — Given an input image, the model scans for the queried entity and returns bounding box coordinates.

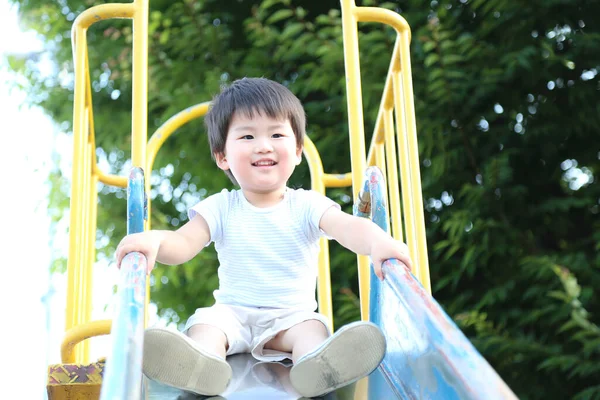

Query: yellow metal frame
[339,0,431,321]
[64,0,147,364]
[58,0,431,369]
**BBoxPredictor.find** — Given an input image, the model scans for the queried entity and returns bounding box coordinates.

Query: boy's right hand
[115,231,163,274]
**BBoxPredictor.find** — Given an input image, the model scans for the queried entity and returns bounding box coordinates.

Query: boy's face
[215,112,302,195]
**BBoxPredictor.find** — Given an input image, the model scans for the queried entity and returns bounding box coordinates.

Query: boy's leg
[143,304,247,396]
[263,319,329,362]
[143,325,232,396]
[266,319,386,398]
[187,324,229,359]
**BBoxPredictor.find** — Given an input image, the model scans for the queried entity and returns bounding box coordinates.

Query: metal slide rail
[99,167,148,399]
[356,167,517,399]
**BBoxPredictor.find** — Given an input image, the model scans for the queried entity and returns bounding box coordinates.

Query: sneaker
[289,321,385,398]
[177,394,226,400]
[143,327,232,396]
[177,393,226,400]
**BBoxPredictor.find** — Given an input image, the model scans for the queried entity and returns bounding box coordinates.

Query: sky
[0,1,55,398]
[0,2,118,398]
[0,2,168,398]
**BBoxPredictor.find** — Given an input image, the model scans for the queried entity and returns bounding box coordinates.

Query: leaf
[424,53,439,67]
[266,9,294,24]
[443,54,465,65]
[281,23,304,40]
[461,247,477,269]
[443,244,461,261]
[423,41,436,52]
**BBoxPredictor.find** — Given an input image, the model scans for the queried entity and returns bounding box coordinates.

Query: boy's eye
[272,133,284,138]
[240,135,254,140]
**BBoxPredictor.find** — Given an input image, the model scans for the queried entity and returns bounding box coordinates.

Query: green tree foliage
[7,0,599,398]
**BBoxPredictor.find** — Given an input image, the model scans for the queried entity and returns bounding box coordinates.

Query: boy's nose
[255,139,274,153]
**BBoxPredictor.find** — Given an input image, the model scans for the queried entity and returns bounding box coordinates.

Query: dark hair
[205,77,306,184]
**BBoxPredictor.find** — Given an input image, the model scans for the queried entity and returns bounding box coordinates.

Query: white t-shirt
[188,188,340,311]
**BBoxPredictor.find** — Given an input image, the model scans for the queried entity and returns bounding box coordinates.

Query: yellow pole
[61,320,112,363]
[374,143,387,185]
[83,163,98,362]
[341,0,371,322]
[399,33,431,292]
[303,137,334,330]
[383,107,403,242]
[65,24,87,343]
[341,0,367,197]
[131,0,149,169]
[393,71,420,279]
[83,74,99,360]
[76,128,91,362]
[374,143,392,236]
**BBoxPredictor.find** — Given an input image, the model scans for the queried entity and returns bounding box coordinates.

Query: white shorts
[183,304,332,362]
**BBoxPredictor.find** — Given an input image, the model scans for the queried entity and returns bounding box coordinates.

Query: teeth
[254,161,275,166]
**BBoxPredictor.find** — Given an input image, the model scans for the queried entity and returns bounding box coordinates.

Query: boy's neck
[241,187,287,208]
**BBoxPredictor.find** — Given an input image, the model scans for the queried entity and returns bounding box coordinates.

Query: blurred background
[0,1,59,398]
[2,0,598,399]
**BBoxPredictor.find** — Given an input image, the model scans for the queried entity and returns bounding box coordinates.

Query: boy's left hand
[371,238,412,281]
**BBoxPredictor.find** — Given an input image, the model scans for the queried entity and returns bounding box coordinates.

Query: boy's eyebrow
[232,124,287,132]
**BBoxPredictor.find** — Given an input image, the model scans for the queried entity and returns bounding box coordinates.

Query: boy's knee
[291,319,329,338]
[187,324,229,349]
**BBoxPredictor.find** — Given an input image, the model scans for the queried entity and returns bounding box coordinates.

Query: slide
[139,259,516,399]
[146,354,370,399]
[96,168,516,400]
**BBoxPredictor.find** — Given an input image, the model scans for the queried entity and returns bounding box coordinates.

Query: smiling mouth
[252,160,277,166]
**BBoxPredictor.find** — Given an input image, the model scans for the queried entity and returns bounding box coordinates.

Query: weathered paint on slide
[358,167,517,399]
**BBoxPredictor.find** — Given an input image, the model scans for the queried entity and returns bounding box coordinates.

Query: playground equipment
[46,0,518,398]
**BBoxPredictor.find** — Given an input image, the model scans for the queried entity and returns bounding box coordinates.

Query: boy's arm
[319,206,412,280]
[115,214,211,273]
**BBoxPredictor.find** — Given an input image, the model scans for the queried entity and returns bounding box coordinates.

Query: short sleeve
[301,190,340,241]
[188,189,229,245]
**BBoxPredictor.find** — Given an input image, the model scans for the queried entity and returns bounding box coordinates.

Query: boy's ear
[295,146,303,165]
[215,152,229,170]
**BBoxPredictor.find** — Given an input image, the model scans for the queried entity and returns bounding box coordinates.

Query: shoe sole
[290,322,386,398]
[143,328,232,396]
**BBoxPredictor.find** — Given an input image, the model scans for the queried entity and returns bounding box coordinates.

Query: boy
[115,77,412,398]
